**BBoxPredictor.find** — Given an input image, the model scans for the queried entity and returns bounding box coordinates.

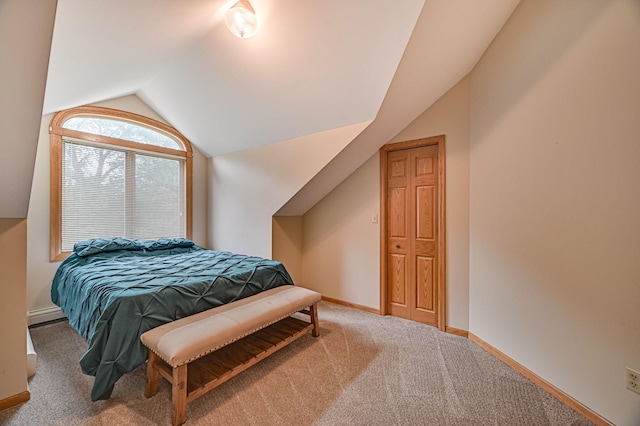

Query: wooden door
[382,137,444,329]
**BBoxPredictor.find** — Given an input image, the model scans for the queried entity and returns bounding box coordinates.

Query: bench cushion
[141,285,320,367]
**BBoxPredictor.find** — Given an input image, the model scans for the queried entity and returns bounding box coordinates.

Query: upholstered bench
[140,285,321,426]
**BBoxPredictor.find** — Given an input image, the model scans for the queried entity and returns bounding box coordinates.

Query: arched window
[50,106,193,261]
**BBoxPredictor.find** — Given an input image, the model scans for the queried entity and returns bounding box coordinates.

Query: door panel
[415,156,434,176]
[390,158,407,179]
[415,256,434,311]
[416,185,435,240]
[388,253,407,305]
[389,188,407,238]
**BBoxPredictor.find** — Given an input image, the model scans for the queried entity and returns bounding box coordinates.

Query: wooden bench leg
[310,303,320,337]
[172,364,188,426]
[145,350,159,398]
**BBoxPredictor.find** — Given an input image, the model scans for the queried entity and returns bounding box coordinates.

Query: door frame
[379,135,446,331]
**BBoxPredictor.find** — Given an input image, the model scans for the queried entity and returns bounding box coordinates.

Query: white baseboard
[28,306,65,326]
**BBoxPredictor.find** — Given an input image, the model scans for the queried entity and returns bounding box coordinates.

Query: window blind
[61,140,184,251]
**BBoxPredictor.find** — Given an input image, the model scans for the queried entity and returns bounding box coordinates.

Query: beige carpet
[2,301,593,425]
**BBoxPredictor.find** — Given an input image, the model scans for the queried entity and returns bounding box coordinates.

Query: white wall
[0,220,28,402]
[303,153,381,309]
[469,1,640,424]
[209,121,370,259]
[272,216,303,285]
[302,75,471,328]
[26,95,209,319]
[0,0,56,403]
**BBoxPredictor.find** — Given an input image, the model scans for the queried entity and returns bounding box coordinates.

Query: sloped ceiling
[44,0,424,156]
[0,0,56,218]
[43,0,521,216]
[279,0,522,215]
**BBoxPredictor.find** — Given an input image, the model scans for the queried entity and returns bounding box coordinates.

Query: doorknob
[395,244,400,249]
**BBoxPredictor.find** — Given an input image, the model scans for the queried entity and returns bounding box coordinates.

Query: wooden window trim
[50,105,193,262]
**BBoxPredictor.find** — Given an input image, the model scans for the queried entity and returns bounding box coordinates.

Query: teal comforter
[51,239,293,401]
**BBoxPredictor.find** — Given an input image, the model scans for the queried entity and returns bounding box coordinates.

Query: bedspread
[51,242,293,401]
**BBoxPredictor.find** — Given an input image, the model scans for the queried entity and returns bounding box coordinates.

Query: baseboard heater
[26,306,67,377]
[28,306,65,326]
[27,328,36,377]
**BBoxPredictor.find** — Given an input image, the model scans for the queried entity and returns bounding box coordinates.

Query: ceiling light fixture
[225,0,258,39]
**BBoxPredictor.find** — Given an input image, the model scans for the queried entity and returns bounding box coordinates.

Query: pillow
[74,237,145,257]
[142,238,194,251]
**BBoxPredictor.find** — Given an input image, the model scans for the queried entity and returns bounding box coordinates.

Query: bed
[51,237,294,401]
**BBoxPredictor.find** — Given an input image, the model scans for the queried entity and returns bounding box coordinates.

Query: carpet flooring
[1,301,594,425]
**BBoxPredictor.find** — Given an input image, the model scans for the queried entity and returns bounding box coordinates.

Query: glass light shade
[225,1,258,39]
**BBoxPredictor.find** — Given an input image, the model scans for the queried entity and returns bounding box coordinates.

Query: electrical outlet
[627,368,640,395]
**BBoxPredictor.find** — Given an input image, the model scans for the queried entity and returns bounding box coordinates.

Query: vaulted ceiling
[3,0,521,219]
[44,0,425,156]
[44,0,520,158]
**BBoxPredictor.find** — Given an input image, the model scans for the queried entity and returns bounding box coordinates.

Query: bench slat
[183,318,315,404]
